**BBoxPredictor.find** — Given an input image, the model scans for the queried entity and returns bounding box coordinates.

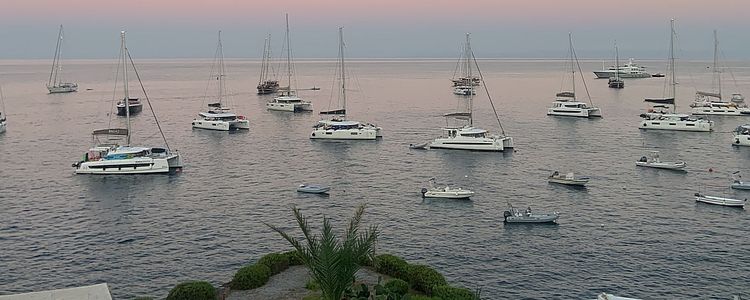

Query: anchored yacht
[690,30,750,116]
[732,124,750,146]
[267,14,313,112]
[548,34,601,118]
[47,25,78,94]
[593,58,651,79]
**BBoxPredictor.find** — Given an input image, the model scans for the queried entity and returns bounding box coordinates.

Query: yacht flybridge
[192,31,249,131]
[267,14,313,112]
[429,33,514,152]
[47,25,78,94]
[690,30,750,116]
[548,33,602,118]
[73,31,182,175]
[451,34,477,96]
[639,20,713,132]
[311,27,381,140]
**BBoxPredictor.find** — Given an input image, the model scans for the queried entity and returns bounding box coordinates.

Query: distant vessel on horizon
[593,58,651,79]
[47,25,78,94]
[451,34,477,96]
[257,34,279,95]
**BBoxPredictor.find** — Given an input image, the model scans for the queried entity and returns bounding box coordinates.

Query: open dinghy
[503,204,559,224]
[594,293,642,300]
[421,178,474,199]
[548,171,589,186]
[636,151,686,170]
[694,193,746,208]
[297,184,330,194]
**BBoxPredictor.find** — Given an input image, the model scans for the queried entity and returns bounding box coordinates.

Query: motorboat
[73,31,182,175]
[257,35,279,95]
[192,32,250,131]
[652,73,665,78]
[593,293,643,300]
[116,97,143,116]
[267,15,313,113]
[409,142,429,150]
[297,184,330,194]
[421,178,474,199]
[593,58,651,79]
[635,151,686,170]
[694,193,746,208]
[732,124,750,146]
[548,34,602,118]
[47,25,78,94]
[503,204,559,224]
[548,171,589,186]
[730,172,750,190]
[310,28,381,140]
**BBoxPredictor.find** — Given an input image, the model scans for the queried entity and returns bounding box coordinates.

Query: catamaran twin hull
[310,128,381,140]
[638,120,713,132]
[47,84,78,94]
[429,137,514,151]
[547,108,602,118]
[192,119,250,131]
[266,102,313,112]
[691,106,750,116]
[74,155,182,175]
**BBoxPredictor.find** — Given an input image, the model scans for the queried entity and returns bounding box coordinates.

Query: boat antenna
[569,33,594,106]
[471,43,506,135]
[127,41,172,152]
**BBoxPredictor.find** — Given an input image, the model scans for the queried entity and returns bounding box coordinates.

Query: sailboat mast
[339,27,346,112]
[285,13,292,94]
[259,37,267,85]
[569,33,576,99]
[614,40,620,81]
[465,33,472,79]
[670,19,676,113]
[217,30,225,105]
[121,31,131,146]
[713,29,721,98]
[48,25,63,87]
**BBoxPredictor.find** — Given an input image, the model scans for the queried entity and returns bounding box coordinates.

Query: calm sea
[1,58,749,299]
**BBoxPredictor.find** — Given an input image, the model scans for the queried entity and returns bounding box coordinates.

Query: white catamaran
[310,27,381,140]
[192,31,250,131]
[451,34,477,96]
[639,19,713,132]
[547,33,602,118]
[266,14,313,112]
[429,33,514,152]
[47,25,78,94]
[73,31,182,175]
[690,30,750,116]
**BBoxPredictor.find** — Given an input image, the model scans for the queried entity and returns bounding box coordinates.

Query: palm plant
[266,204,379,300]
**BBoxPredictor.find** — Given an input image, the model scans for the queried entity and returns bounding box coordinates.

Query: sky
[0,0,747,59]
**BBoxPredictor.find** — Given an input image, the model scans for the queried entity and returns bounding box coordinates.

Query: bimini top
[199,111,237,118]
[273,95,303,102]
[696,91,721,98]
[443,126,488,135]
[444,112,471,120]
[92,128,128,136]
[644,97,675,104]
[0,283,112,300]
[319,120,360,126]
[109,146,152,155]
[735,124,750,131]
[556,91,575,98]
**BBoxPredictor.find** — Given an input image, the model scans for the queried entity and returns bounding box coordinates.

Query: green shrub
[281,250,304,266]
[166,281,216,300]
[305,279,319,291]
[432,285,476,300]
[405,295,439,300]
[230,263,271,290]
[374,254,410,280]
[258,252,289,275]
[383,278,409,296]
[408,264,446,295]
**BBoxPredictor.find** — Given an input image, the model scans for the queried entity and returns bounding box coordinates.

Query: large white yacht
[73,31,182,175]
[547,34,602,118]
[429,34,514,152]
[732,124,750,146]
[267,14,313,113]
[639,20,713,133]
[311,28,381,140]
[47,25,78,94]
[451,34,477,96]
[192,31,249,131]
[593,58,651,79]
[690,30,750,116]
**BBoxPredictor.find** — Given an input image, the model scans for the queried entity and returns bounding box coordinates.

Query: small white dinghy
[503,204,559,224]
[421,178,474,199]
[297,184,330,194]
[548,171,589,186]
[694,193,746,208]
[730,171,750,190]
[636,151,686,170]
[594,293,642,300]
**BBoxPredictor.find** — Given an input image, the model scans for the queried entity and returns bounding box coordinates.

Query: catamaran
[266,14,313,112]
[690,30,750,116]
[451,34,477,95]
[192,31,250,131]
[257,34,279,95]
[310,28,381,140]
[547,33,602,118]
[72,31,182,175]
[47,25,78,94]
[429,33,514,152]
[639,20,713,132]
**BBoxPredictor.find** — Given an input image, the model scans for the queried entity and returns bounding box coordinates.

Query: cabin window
[651,122,660,125]
[669,123,677,125]
[351,132,358,135]
[686,124,695,126]
[325,132,332,135]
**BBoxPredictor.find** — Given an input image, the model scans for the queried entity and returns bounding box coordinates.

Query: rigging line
[451,44,462,81]
[127,50,171,152]
[570,38,593,106]
[108,46,123,131]
[48,27,62,86]
[719,48,740,90]
[471,49,505,136]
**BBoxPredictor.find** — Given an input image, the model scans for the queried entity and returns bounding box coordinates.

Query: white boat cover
[0,283,112,300]
[199,111,237,118]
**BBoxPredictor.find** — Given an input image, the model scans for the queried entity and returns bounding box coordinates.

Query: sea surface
[1,58,749,299]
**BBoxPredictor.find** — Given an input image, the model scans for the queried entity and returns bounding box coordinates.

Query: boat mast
[569,33,576,100]
[339,27,346,113]
[259,35,269,86]
[285,13,292,95]
[121,31,131,146]
[217,30,225,105]
[465,33,472,80]
[670,19,676,113]
[48,25,63,88]
[713,29,721,98]
[614,40,620,81]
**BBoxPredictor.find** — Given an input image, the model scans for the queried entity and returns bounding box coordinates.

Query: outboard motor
[503,211,512,222]
[639,156,648,162]
[420,188,428,198]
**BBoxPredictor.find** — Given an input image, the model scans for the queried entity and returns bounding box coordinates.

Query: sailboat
[257,34,279,95]
[266,14,313,112]
[0,85,6,134]
[429,33,514,151]
[310,27,381,140]
[46,25,78,94]
[451,34,477,95]
[690,30,750,116]
[547,33,602,118]
[72,31,182,175]
[192,31,250,131]
[639,19,713,132]
[608,42,624,88]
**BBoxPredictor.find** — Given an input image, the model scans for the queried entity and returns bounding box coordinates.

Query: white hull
[429,136,514,152]
[635,161,686,170]
[47,85,78,93]
[691,107,750,116]
[422,191,474,199]
[547,107,601,118]
[638,120,712,132]
[192,119,250,131]
[266,102,313,112]
[733,134,750,146]
[75,154,182,175]
[0,121,5,134]
[310,127,380,140]
[548,178,588,186]
[695,194,746,208]
[593,71,651,79]
[453,87,475,95]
